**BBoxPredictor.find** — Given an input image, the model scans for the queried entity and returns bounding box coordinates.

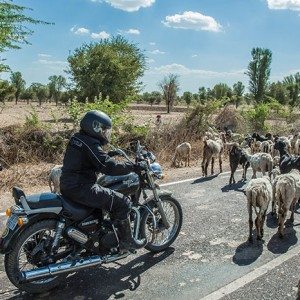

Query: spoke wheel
[5,219,67,294]
[142,195,182,253]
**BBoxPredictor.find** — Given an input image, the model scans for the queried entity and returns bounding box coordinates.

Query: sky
[2,0,300,93]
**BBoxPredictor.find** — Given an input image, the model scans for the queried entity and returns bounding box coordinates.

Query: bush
[243,103,270,132]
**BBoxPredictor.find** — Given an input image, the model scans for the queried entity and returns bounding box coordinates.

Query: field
[0,102,204,209]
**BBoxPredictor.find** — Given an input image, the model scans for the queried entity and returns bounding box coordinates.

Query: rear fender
[0,213,59,255]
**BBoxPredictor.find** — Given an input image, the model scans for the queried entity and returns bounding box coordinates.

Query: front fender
[144,190,172,205]
[0,213,59,255]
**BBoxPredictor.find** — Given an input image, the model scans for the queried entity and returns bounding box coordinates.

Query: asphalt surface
[0,170,300,300]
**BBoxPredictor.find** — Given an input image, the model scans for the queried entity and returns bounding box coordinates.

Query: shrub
[243,103,270,132]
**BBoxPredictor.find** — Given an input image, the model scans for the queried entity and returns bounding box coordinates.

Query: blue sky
[2,0,300,93]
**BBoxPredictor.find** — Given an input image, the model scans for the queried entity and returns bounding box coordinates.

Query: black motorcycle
[0,141,183,294]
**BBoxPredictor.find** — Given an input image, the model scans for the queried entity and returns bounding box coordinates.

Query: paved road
[0,171,300,300]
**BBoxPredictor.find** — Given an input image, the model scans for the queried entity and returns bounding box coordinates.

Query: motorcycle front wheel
[141,195,183,253]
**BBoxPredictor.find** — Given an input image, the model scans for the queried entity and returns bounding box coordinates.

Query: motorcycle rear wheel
[141,195,183,253]
[5,219,66,294]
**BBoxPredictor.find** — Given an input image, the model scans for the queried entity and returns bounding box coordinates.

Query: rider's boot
[116,217,146,252]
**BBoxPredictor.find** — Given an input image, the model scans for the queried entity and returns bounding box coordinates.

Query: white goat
[272,169,300,238]
[246,176,273,242]
[171,142,192,168]
[201,138,223,176]
[49,165,62,194]
[243,152,273,179]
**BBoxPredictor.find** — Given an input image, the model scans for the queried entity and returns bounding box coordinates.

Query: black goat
[252,132,270,142]
[274,140,300,174]
[229,145,250,184]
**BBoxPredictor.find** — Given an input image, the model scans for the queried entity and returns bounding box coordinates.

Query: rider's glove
[134,161,148,173]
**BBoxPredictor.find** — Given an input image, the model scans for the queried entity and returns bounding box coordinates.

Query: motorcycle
[0,141,183,294]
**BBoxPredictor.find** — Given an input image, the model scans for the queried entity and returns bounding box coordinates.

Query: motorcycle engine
[99,232,119,251]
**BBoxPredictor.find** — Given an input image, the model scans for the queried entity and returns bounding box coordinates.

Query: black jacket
[60,132,134,191]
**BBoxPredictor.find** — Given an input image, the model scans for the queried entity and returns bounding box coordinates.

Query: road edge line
[200,243,300,300]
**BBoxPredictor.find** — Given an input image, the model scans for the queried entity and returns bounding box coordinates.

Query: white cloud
[38,53,52,58]
[162,11,222,32]
[37,59,68,66]
[91,31,110,39]
[105,0,155,12]
[70,26,90,35]
[149,63,245,77]
[192,54,198,58]
[121,28,141,35]
[267,0,300,10]
[146,58,155,64]
[149,42,156,46]
[149,49,165,54]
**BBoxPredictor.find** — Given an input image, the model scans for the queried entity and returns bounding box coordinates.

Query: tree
[212,83,231,100]
[48,75,66,106]
[159,74,179,114]
[268,82,288,105]
[10,71,25,104]
[0,1,51,71]
[30,83,48,106]
[68,36,146,103]
[20,87,34,105]
[232,81,245,108]
[182,91,193,107]
[246,47,272,103]
[198,87,207,103]
[283,72,300,108]
[0,80,15,102]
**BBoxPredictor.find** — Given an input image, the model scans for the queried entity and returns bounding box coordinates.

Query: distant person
[155,115,162,127]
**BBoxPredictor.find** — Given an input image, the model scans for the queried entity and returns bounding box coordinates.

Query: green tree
[48,75,66,106]
[68,36,146,103]
[159,74,180,114]
[0,1,51,71]
[10,71,25,104]
[30,83,48,106]
[246,47,272,103]
[198,87,207,103]
[213,83,231,100]
[232,81,245,108]
[182,91,193,107]
[268,81,288,105]
[0,79,15,102]
[20,86,34,105]
[283,72,300,108]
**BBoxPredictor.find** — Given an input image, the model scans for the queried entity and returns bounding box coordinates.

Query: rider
[60,110,145,251]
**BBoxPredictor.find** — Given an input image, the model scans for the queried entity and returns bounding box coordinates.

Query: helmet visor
[103,128,112,142]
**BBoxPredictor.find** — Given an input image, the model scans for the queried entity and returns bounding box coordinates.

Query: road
[0,170,300,300]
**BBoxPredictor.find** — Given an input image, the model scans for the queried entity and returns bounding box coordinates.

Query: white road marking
[201,243,300,300]
[161,169,242,187]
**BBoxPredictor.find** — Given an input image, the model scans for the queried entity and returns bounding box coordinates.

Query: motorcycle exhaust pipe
[18,253,129,283]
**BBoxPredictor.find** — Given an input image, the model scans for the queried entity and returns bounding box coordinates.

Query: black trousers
[61,184,131,220]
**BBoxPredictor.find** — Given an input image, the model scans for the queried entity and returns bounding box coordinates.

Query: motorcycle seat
[61,197,94,221]
[26,193,62,209]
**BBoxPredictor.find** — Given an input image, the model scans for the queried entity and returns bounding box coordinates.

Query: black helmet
[80,110,112,144]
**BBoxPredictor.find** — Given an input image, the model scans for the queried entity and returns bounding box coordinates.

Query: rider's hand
[134,161,148,173]
[108,149,122,157]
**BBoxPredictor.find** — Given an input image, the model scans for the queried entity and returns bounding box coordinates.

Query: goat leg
[248,207,253,243]
[211,158,215,175]
[255,216,262,240]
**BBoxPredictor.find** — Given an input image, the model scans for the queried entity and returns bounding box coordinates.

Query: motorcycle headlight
[150,163,163,179]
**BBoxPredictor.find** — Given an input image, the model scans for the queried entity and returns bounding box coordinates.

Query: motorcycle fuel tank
[97,173,140,196]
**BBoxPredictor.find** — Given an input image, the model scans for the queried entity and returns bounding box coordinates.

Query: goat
[243,151,273,179]
[274,140,300,174]
[260,140,272,154]
[246,177,272,242]
[201,138,223,177]
[229,145,250,185]
[49,165,62,194]
[252,132,269,142]
[273,169,300,238]
[171,142,191,168]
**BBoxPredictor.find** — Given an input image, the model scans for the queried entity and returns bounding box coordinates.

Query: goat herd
[172,129,300,243]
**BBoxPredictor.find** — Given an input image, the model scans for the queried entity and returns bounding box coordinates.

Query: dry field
[0,102,210,200]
